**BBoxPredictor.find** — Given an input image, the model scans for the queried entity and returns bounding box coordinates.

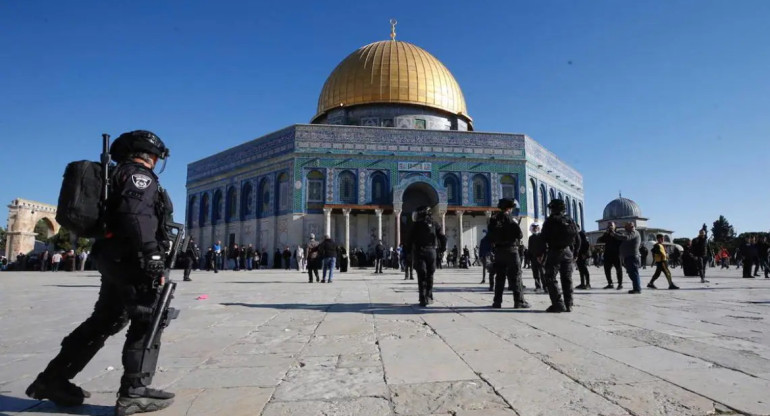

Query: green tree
[673,237,690,247]
[76,237,93,254]
[34,219,53,242]
[49,228,73,251]
[0,226,6,253]
[711,215,736,243]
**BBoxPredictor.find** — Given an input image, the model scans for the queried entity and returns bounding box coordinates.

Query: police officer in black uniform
[488,198,530,309]
[541,198,581,313]
[183,238,200,281]
[404,206,447,307]
[26,130,176,415]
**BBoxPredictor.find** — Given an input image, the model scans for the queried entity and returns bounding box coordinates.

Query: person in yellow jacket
[647,234,679,290]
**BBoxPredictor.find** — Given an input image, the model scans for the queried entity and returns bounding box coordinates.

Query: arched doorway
[400,181,439,245]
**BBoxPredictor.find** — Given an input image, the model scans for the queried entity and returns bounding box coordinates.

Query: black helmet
[548,198,566,212]
[412,205,432,222]
[110,130,169,163]
[497,198,518,210]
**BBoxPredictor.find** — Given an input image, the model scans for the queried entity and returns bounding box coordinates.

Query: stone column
[484,210,493,227]
[343,209,351,256]
[323,208,332,237]
[439,210,446,233]
[394,209,402,247]
[375,209,383,241]
[457,210,465,251]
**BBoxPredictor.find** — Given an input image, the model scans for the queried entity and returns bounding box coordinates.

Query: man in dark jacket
[488,198,529,309]
[527,223,546,291]
[541,199,581,312]
[374,240,385,274]
[754,236,768,278]
[691,229,709,283]
[639,245,649,270]
[575,231,591,289]
[245,244,255,270]
[319,235,337,283]
[597,222,623,289]
[479,230,492,286]
[183,239,200,281]
[738,237,756,278]
[404,206,447,306]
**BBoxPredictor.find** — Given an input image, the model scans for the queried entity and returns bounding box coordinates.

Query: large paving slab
[1,265,769,415]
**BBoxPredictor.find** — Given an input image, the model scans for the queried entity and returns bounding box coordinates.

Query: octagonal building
[185,36,585,264]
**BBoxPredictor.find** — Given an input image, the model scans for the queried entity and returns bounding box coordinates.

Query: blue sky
[2,0,768,237]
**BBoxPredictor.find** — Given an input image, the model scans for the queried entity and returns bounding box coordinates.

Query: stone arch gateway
[5,198,60,257]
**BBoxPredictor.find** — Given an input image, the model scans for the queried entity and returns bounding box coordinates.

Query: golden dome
[313,40,472,126]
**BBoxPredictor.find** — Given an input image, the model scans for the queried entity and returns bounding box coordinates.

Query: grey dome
[602,197,642,220]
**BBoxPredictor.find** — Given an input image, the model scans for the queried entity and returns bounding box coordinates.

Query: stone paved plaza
[1,265,770,416]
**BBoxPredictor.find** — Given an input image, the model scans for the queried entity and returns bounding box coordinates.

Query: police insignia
[131,174,152,189]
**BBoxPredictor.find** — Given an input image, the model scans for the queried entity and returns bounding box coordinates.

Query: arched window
[241,182,253,219]
[226,187,237,222]
[306,170,324,203]
[572,200,578,226]
[540,184,547,218]
[258,178,271,216]
[276,173,289,211]
[501,175,516,200]
[558,191,564,201]
[212,189,223,225]
[187,195,197,228]
[199,193,209,226]
[578,202,584,230]
[530,179,538,219]
[444,174,460,205]
[339,171,357,204]
[472,174,489,206]
[565,196,572,218]
[549,188,556,202]
[370,171,388,204]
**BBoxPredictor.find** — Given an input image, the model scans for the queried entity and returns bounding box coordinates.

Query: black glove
[141,252,165,283]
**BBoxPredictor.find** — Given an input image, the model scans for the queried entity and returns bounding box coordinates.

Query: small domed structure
[586,194,675,266]
[602,197,642,220]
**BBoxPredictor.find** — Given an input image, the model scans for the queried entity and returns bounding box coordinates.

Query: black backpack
[550,216,580,249]
[55,135,111,238]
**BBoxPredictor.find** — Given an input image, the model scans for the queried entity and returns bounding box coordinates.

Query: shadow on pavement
[0,394,113,415]
[45,285,101,288]
[220,302,542,314]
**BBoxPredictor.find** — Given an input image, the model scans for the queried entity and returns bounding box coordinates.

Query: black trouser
[183,256,193,280]
[493,248,524,306]
[576,256,590,287]
[414,247,437,304]
[531,256,544,289]
[307,258,320,282]
[544,247,574,307]
[603,255,622,285]
[41,258,161,390]
[743,259,753,277]
[375,258,383,273]
[698,256,708,279]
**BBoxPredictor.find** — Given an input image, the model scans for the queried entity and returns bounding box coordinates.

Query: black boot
[545,302,567,313]
[26,373,91,407]
[115,386,174,416]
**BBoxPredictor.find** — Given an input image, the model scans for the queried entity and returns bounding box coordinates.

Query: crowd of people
[1,249,91,272]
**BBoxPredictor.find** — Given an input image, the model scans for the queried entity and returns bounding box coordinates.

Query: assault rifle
[144,221,189,350]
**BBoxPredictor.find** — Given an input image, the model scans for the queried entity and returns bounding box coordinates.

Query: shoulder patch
[131,174,153,189]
